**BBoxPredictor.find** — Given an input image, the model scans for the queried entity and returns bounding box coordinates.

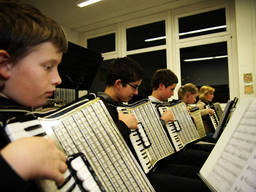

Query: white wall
[62,25,84,47]
[235,0,256,98]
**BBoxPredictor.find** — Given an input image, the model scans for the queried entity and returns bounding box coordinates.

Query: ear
[159,82,165,90]
[0,50,12,79]
[114,79,123,89]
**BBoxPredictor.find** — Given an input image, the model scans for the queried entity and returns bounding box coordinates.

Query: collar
[0,96,33,112]
[97,92,123,106]
[148,95,163,103]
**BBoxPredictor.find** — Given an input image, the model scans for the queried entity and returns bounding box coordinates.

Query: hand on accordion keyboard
[1,137,67,185]
[118,111,138,129]
[161,110,175,124]
[208,108,215,115]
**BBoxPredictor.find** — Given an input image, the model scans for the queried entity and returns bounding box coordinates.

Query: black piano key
[35,132,47,137]
[58,174,72,189]
[24,124,41,131]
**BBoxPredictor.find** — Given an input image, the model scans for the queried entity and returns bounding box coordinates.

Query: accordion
[117,99,176,174]
[189,106,206,138]
[4,97,155,192]
[203,103,223,132]
[156,100,202,152]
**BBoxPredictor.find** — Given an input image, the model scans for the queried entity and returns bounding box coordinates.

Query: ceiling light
[145,36,166,42]
[179,25,226,36]
[184,55,228,62]
[77,0,102,8]
[144,25,226,42]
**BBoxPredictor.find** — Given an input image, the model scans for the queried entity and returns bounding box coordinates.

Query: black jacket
[0,96,40,191]
[96,92,135,154]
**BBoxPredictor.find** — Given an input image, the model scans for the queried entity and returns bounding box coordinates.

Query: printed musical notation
[231,150,256,192]
[200,98,256,192]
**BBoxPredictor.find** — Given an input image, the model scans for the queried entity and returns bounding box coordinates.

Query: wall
[235,0,256,98]
[62,25,84,47]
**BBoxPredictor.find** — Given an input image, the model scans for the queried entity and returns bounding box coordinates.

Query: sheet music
[231,150,256,192]
[200,98,256,192]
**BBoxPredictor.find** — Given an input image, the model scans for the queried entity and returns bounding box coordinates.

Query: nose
[52,68,62,86]
[134,89,139,95]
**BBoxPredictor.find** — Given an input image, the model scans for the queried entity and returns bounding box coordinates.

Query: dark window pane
[180,42,229,102]
[87,33,115,53]
[128,50,166,101]
[127,21,166,51]
[179,8,226,39]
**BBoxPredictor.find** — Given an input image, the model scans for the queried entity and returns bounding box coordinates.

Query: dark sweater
[0,96,41,191]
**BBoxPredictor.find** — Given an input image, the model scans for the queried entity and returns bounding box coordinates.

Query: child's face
[118,80,142,102]
[160,83,176,101]
[205,92,214,102]
[184,92,198,104]
[3,42,62,107]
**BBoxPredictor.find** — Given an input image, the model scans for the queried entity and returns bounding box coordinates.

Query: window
[178,8,226,39]
[180,42,229,102]
[87,33,115,53]
[126,21,166,51]
[128,49,166,100]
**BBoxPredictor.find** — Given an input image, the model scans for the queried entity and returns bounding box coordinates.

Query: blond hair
[178,83,198,99]
[199,85,215,101]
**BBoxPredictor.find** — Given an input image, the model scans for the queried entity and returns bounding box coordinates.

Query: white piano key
[8,130,31,140]
[72,185,83,192]
[59,177,76,192]
[82,176,98,191]
[90,185,102,192]
[76,166,91,181]
[70,156,84,171]
[5,120,41,135]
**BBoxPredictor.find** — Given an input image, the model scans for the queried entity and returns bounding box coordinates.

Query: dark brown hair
[151,69,178,90]
[0,1,68,63]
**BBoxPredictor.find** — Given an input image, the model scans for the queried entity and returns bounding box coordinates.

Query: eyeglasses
[127,83,140,90]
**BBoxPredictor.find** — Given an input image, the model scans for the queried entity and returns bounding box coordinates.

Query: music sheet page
[199,98,256,192]
[231,150,256,192]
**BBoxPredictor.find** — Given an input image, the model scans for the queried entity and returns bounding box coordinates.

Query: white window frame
[172,1,239,100]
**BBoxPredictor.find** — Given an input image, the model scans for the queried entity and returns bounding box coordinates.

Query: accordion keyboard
[157,106,183,152]
[206,105,219,130]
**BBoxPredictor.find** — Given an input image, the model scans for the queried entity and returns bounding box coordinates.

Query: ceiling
[17,0,178,32]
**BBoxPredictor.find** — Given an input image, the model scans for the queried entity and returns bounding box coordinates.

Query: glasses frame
[127,83,139,90]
